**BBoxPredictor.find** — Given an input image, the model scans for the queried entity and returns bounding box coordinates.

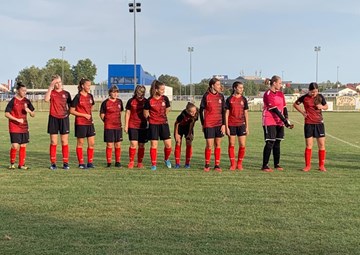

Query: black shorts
[148,124,171,141]
[203,126,224,139]
[104,129,123,143]
[178,125,192,137]
[128,128,148,143]
[304,123,325,138]
[75,124,96,138]
[229,125,247,137]
[47,115,70,135]
[263,125,284,141]
[10,132,29,144]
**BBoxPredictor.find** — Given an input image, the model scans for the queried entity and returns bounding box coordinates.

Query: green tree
[16,66,43,89]
[72,58,97,84]
[283,86,295,94]
[43,58,73,86]
[194,79,210,95]
[158,74,183,95]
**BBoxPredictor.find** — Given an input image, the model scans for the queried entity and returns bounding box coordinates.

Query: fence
[0,95,359,112]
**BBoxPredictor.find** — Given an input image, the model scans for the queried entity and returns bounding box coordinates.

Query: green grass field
[0,110,360,255]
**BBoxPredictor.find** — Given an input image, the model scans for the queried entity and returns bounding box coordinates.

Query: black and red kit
[225,95,249,126]
[199,90,225,128]
[144,95,170,124]
[71,93,95,125]
[100,98,124,129]
[5,97,35,133]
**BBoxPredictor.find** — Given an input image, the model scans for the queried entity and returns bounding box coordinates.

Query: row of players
[5,75,327,172]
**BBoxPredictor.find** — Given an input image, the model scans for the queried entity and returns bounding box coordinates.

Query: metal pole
[314,46,321,83]
[188,47,194,100]
[133,0,137,88]
[59,46,66,83]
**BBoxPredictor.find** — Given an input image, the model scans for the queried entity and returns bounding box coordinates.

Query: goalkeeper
[261,75,294,172]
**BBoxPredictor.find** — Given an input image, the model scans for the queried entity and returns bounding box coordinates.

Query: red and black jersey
[49,89,71,119]
[225,95,249,126]
[295,94,327,124]
[100,98,123,129]
[144,95,170,125]
[199,90,225,128]
[71,93,95,125]
[5,97,35,133]
[125,97,148,129]
[176,109,198,127]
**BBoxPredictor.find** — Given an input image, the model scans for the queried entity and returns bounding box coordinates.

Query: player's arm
[244,109,249,135]
[25,101,35,117]
[269,107,293,128]
[44,81,55,102]
[124,109,131,133]
[5,112,23,123]
[199,94,206,127]
[293,97,307,117]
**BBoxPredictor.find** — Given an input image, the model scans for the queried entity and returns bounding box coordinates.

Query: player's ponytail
[150,80,164,97]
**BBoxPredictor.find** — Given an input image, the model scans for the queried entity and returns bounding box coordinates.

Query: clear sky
[1,0,359,85]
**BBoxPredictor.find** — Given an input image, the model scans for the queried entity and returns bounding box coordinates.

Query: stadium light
[129,1,141,89]
[188,46,194,101]
[59,46,66,83]
[314,46,321,83]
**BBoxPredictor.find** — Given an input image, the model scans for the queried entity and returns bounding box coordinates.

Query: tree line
[17,59,342,95]
[16,58,97,89]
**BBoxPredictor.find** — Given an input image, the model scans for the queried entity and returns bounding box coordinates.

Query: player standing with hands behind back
[144,80,172,171]
[70,78,96,169]
[5,81,35,170]
[44,75,72,170]
[199,77,225,172]
[262,75,294,172]
[99,86,124,168]
[225,81,249,171]
[293,82,328,172]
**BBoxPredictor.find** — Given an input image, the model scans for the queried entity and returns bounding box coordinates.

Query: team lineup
[5,75,328,172]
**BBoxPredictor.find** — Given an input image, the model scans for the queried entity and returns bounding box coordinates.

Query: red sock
[305,148,312,167]
[129,147,136,162]
[174,144,181,164]
[87,148,94,163]
[10,148,17,164]
[185,145,192,165]
[50,144,57,164]
[318,150,326,168]
[76,147,84,164]
[238,146,246,163]
[62,144,69,163]
[19,146,26,166]
[164,147,172,161]
[150,148,157,166]
[205,148,211,165]
[115,147,121,163]
[137,147,145,163]
[215,147,221,166]
[228,145,235,166]
[106,147,112,164]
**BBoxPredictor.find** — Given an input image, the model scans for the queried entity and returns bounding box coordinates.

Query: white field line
[291,119,360,149]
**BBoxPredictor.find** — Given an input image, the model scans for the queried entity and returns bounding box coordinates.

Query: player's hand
[124,126,128,133]
[246,128,250,136]
[186,134,194,141]
[175,134,181,144]
[225,127,230,137]
[284,119,294,129]
[84,114,91,120]
[18,118,24,124]
[220,125,225,135]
